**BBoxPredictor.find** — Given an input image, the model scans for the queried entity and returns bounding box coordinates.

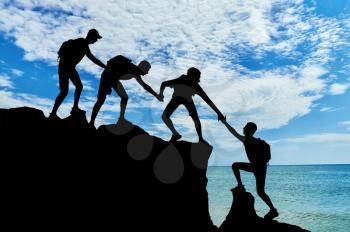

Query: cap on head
[87,29,102,39]
[138,60,151,74]
[244,122,257,136]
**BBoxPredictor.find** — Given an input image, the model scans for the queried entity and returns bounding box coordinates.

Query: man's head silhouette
[86,29,102,44]
[187,67,201,83]
[138,60,151,75]
[243,122,257,137]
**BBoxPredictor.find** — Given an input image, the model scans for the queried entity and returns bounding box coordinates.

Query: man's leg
[113,81,128,120]
[162,98,182,140]
[50,69,69,117]
[232,162,253,187]
[89,96,106,126]
[70,69,83,111]
[184,100,204,142]
[255,168,276,211]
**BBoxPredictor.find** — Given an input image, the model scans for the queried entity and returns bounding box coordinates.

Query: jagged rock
[1,107,217,232]
[219,188,311,232]
[1,107,309,232]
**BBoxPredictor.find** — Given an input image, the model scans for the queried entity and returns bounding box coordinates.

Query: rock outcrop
[1,107,310,232]
[1,107,216,232]
[219,188,310,232]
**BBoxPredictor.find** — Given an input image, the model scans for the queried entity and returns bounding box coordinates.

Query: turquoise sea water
[207,165,350,232]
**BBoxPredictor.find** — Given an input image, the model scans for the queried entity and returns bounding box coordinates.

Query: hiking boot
[264,208,279,220]
[70,107,86,115]
[170,134,182,142]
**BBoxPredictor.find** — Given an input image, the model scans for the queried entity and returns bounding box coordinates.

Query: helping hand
[157,93,164,102]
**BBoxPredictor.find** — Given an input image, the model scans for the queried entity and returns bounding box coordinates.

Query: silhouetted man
[89,55,161,127]
[49,29,107,119]
[222,120,278,220]
[159,67,225,142]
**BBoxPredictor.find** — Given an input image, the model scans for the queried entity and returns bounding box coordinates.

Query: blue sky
[1,0,350,165]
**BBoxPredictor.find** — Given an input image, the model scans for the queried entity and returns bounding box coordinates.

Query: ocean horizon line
[209,163,350,167]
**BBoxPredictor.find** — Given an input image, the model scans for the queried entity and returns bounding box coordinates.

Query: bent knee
[162,112,168,121]
[232,163,238,170]
[76,84,83,92]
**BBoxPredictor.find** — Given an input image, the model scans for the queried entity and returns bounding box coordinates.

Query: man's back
[58,38,88,67]
[102,55,141,82]
[170,75,198,100]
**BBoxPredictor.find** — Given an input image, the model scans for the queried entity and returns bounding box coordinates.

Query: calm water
[207,165,350,232]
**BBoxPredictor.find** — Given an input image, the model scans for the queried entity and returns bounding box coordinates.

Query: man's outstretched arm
[159,78,179,98]
[135,77,162,101]
[196,85,225,121]
[86,48,107,69]
[222,120,245,143]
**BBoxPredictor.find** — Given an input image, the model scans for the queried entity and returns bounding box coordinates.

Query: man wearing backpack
[89,55,162,127]
[49,29,107,119]
[222,120,278,220]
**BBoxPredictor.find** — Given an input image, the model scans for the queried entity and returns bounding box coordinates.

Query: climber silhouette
[159,67,225,143]
[89,55,162,127]
[49,29,107,119]
[222,120,278,220]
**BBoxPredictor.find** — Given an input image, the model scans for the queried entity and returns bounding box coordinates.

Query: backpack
[107,55,132,68]
[57,39,78,60]
[255,138,271,165]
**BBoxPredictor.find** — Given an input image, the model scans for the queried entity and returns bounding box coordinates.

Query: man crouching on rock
[89,55,162,127]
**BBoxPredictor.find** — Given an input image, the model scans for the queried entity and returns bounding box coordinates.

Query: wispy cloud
[11,68,24,77]
[329,83,350,95]
[320,106,345,113]
[1,1,348,130]
[273,133,350,143]
[0,90,52,112]
[0,74,14,88]
[338,121,350,130]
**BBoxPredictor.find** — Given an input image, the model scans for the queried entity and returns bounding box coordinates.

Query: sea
[206,165,350,232]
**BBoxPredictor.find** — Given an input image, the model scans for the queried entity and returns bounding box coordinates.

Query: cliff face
[1,107,310,232]
[1,107,216,232]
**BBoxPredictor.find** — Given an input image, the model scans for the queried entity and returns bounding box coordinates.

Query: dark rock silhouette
[219,188,310,232]
[1,107,309,232]
[1,107,216,232]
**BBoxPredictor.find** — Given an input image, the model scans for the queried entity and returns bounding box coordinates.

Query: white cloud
[0,90,52,112]
[0,0,345,130]
[320,106,344,113]
[329,83,350,95]
[338,121,350,130]
[0,74,14,88]
[81,79,94,92]
[0,88,124,126]
[274,133,350,143]
[11,68,24,77]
